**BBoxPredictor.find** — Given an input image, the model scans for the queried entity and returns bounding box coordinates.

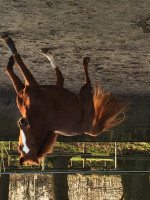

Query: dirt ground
[1,0,150,119]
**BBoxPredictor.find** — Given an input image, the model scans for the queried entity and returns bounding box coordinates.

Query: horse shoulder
[17,86,45,111]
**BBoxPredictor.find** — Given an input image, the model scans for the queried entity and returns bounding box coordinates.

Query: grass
[54,142,80,153]
[0,142,149,170]
[54,142,150,156]
[0,142,150,159]
[70,156,113,162]
[117,142,150,155]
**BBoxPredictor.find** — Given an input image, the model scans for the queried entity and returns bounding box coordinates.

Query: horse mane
[37,131,58,161]
[87,84,129,136]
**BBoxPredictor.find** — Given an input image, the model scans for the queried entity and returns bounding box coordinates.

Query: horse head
[17,117,39,166]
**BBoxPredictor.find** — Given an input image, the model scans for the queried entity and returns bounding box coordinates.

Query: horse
[1,34,129,166]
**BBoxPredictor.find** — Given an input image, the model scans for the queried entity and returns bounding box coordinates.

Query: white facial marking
[21,130,30,154]
[46,55,57,68]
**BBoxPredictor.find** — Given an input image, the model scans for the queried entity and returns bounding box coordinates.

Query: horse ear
[19,157,25,166]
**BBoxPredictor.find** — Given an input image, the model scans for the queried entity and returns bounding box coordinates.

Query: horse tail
[86,84,129,136]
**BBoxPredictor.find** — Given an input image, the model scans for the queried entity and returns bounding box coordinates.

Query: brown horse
[2,34,129,166]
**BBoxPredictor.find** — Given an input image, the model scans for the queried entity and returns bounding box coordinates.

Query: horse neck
[35,126,49,144]
[26,111,54,153]
[28,119,50,153]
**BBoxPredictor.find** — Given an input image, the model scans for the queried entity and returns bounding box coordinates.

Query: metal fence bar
[0,170,150,175]
[115,142,117,170]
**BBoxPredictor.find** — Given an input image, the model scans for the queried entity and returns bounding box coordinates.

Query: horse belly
[42,86,82,131]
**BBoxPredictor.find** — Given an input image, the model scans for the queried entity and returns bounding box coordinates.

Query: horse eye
[31,144,35,147]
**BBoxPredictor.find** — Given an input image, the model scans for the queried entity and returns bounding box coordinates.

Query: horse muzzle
[17,118,29,129]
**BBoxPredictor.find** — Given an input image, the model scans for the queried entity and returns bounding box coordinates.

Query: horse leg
[55,67,64,87]
[79,57,94,131]
[41,48,64,87]
[82,57,92,87]
[1,34,38,87]
[6,56,25,93]
[6,55,24,112]
[13,53,39,86]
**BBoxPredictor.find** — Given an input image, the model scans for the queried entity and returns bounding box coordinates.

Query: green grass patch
[70,156,113,162]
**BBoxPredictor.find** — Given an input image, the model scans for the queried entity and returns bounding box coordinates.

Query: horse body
[18,85,85,135]
[2,36,128,166]
[42,86,83,132]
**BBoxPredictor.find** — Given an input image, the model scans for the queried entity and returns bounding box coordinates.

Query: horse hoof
[83,57,90,64]
[1,33,12,43]
[41,48,53,55]
[1,33,9,39]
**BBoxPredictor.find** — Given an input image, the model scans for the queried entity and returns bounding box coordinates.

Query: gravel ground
[0,0,150,126]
